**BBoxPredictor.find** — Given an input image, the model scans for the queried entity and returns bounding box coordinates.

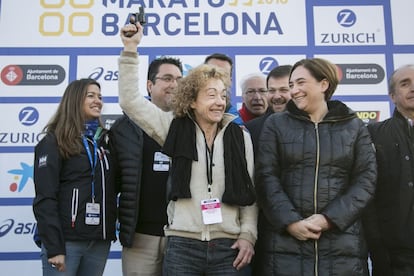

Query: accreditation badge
[153,151,170,172]
[85,202,100,225]
[201,198,223,225]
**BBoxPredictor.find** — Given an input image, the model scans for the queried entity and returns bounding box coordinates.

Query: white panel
[314,6,386,46]
[391,1,414,45]
[0,0,307,47]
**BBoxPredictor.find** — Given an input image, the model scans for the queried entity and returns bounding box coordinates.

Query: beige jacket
[118,51,257,244]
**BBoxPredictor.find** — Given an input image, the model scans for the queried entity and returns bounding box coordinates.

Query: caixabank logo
[1,64,65,86]
[7,162,33,193]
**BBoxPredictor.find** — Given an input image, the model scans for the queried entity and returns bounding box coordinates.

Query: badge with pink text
[201,198,223,225]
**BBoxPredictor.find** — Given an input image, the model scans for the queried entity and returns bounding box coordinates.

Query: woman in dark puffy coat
[254,58,377,276]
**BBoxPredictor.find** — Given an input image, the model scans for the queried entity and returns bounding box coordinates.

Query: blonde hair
[172,64,230,117]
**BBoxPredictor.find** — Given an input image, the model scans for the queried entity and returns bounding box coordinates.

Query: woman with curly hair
[117,22,257,275]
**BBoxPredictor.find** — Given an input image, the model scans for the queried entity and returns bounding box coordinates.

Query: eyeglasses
[244,89,268,96]
[154,75,182,83]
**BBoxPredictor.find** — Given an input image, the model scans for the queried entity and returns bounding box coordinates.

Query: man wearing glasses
[245,65,292,154]
[238,73,268,123]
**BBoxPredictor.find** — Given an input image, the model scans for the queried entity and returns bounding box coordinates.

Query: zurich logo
[0,219,14,238]
[19,106,39,126]
[259,57,278,75]
[337,9,357,27]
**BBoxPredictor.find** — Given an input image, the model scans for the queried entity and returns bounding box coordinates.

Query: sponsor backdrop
[0,0,413,274]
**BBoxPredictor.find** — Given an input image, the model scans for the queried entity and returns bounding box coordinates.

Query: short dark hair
[290,58,338,100]
[204,53,233,73]
[147,56,183,82]
[266,65,292,85]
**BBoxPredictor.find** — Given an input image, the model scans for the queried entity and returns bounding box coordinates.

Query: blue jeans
[41,240,111,276]
[163,236,248,276]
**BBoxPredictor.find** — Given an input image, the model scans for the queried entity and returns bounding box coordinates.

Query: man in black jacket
[204,53,244,126]
[111,56,183,276]
[364,64,414,276]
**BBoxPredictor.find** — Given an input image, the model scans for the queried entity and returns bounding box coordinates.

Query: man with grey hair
[245,65,292,153]
[364,64,414,276]
[238,73,268,122]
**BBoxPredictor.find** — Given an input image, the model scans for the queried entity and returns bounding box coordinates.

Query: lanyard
[82,136,97,202]
[204,138,215,197]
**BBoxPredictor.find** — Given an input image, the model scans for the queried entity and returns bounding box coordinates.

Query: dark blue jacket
[33,130,117,258]
[110,115,144,247]
[110,114,169,247]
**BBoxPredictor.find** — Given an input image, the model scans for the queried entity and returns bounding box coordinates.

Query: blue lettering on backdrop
[102,14,120,35]
[0,133,43,144]
[89,67,119,81]
[102,11,283,36]
[320,33,376,44]
[102,0,226,8]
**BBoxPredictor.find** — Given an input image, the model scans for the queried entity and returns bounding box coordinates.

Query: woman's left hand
[231,238,254,270]
[305,214,332,231]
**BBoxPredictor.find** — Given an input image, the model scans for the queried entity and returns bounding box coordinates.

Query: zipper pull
[71,188,79,228]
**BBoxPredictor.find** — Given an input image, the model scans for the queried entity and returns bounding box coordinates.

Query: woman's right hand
[287,220,322,241]
[120,21,143,52]
[48,254,66,272]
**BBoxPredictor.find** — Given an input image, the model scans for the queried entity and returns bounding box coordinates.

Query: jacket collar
[287,100,356,123]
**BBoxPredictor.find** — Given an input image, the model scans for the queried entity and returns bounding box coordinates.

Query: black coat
[254,100,377,276]
[33,130,117,258]
[245,108,273,156]
[110,115,144,247]
[363,109,414,276]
